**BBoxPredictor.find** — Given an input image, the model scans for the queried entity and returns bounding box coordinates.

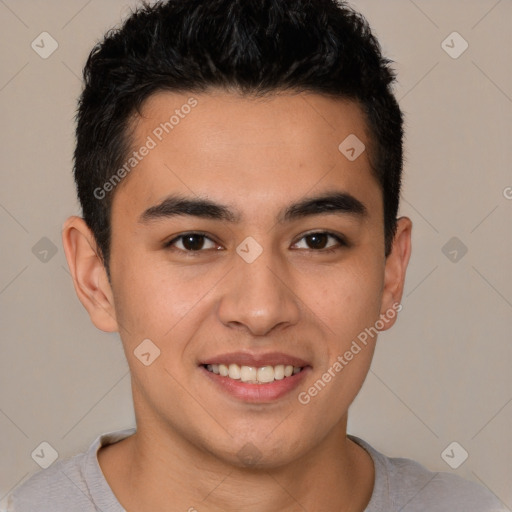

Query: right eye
[164,233,220,252]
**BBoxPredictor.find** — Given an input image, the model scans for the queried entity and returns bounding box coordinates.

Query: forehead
[112,90,381,222]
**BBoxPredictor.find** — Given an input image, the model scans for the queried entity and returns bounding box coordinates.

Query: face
[67,90,411,468]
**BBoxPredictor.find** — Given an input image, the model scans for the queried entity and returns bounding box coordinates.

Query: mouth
[202,363,304,384]
[199,352,311,402]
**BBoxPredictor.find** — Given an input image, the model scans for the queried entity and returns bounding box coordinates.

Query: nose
[217,246,301,336]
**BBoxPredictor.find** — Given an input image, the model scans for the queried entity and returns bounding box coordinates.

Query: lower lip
[200,366,310,403]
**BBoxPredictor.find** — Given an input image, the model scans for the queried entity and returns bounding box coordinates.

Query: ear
[62,216,118,332]
[379,216,412,331]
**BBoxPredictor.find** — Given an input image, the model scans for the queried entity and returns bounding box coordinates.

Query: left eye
[167,233,218,251]
[292,232,345,250]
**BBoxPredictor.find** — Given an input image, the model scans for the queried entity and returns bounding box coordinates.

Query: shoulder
[385,455,504,511]
[6,452,93,512]
[6,429,134,512]
[350,435,507,512]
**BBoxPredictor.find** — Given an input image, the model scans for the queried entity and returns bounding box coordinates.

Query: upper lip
[200,351,310,368]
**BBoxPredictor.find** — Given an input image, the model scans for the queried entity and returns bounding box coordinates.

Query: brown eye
[166,233,218,251]
[292,232,346,251]
[182,234,206,250]
[305,233,329,249]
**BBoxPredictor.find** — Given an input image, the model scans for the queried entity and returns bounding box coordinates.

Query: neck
[98,416,374,512]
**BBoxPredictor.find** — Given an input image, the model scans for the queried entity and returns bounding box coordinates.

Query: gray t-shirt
[6,429,507,511]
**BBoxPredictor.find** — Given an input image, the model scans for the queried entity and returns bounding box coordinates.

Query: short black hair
[74,0,403,274]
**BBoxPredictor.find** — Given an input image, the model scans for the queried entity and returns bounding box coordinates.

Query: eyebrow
[139,191,367,224]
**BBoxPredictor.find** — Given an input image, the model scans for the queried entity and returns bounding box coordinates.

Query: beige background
[0,0,511,508]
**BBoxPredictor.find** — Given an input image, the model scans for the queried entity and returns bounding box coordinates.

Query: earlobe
[62,216,118,333]
[379,216,412,330]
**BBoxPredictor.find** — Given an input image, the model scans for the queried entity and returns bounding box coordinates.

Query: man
[8,0,506,510]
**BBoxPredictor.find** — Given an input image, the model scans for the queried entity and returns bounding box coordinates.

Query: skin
[62,90,412,512]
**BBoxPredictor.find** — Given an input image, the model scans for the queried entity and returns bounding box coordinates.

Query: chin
[198,431,309,470]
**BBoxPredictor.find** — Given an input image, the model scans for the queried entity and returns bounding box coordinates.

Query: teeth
[205,363,303,384]
[228,363,241,380]
[274,364,285,380]
[240,366,257,382]
[257,366,274,383]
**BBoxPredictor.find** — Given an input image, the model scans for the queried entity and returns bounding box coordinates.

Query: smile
[204,363,303,384]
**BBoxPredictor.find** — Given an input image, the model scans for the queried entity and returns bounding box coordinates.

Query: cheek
[296,257,384,347]
[293,261,383,424]
[110,251,225,348]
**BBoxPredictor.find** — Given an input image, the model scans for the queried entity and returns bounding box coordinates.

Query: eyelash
[163,231,348,254]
